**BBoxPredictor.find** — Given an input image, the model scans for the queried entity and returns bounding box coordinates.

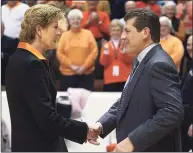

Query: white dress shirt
[124,43,158,88]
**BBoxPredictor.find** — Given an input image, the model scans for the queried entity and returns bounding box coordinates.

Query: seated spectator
[136,0,161,16]
[162,1,185,41]
[181,35,193,152]
[159,16,184,71]
[120,1,136,26]
[57,9,98,91]
[100,19,133,92]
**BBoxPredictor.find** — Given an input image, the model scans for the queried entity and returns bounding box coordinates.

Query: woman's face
[110,26,122,40]
[40,18,61,50]
[164,6,176,19]
[187,36,193,58]
[69,16,82,29]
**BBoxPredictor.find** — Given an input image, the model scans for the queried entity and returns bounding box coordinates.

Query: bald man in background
[120,1,136,26]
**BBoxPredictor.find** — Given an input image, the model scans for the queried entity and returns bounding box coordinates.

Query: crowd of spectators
[1,0,193,151]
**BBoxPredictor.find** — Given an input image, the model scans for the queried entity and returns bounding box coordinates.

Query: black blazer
[98,44,184,151]
[5,47,88,152]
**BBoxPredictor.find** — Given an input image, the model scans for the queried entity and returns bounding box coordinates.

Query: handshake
[86,122,103,145]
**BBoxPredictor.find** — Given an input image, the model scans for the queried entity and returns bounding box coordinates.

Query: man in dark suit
[88,9,184,152]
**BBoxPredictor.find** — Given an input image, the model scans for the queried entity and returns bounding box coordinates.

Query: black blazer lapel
[117,44,160,123]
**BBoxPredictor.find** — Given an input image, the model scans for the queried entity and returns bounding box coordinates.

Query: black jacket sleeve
[23,60,88,144]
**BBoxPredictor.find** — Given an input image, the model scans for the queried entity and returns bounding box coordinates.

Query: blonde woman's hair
[19,4,64,43]
[109,19,124,31]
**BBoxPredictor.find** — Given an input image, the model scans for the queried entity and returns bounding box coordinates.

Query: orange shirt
[160,35,184,71]
[100,41,134,84]
[57,29,98,75]
[136,1,161,16]
[81,10,110,39]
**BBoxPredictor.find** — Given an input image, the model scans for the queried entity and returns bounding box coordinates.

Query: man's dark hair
[124,8,160,43]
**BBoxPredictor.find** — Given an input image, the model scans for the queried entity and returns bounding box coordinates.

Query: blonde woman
[5,4,97,152]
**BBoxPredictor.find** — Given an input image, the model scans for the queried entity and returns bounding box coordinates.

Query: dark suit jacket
[98,44,184,152]
[5,48,88,152]
[181,69,193,139]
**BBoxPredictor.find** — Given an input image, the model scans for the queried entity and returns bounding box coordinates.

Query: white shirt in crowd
[2,2,29,39]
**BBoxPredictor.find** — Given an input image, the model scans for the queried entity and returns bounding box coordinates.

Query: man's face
[187,36,193,58]
[121,18,144,55]
[125,3,136,13]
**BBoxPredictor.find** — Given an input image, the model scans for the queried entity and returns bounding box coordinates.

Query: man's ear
[142,27,151,40]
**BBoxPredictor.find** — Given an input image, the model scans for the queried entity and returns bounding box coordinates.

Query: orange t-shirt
[160,35,184,71]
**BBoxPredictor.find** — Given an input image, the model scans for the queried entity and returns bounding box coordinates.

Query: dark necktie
[129,58,139,82]
[118,58,139,116]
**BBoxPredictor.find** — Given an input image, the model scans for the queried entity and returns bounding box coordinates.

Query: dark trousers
[1,36,19,85]
[103,82,125,92]
[59,74,94,91]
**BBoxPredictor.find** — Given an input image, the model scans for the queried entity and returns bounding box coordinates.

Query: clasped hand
[86,122,102,145]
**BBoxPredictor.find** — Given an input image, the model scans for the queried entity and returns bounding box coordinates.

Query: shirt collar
[17,42,47,61]
[137,43,158,63]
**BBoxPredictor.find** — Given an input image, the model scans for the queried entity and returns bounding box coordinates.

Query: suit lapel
[117,44,161,123]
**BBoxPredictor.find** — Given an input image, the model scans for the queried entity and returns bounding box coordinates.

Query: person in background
[183,1,192,43]
[100,19,133,92]
[81,0,110,90]
[45,17,69,90]
[1,119,11,152]
[120,1,136,26]
[24,0,37,7]
[181,35,193,152]
[2,0,29,40]
[5,5,97,152]
[84,0,111,16]
[162,1,185,41]
[136,0,161,16]
[1,22,19,86]
[57,9,98,91]
[159,16,184,71]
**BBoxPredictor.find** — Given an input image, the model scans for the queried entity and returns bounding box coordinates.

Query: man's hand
[87,122,103,145]
[188,124,193,137]
[70,64,79,72]
[113,138,134,152]
[76,66,85,75]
